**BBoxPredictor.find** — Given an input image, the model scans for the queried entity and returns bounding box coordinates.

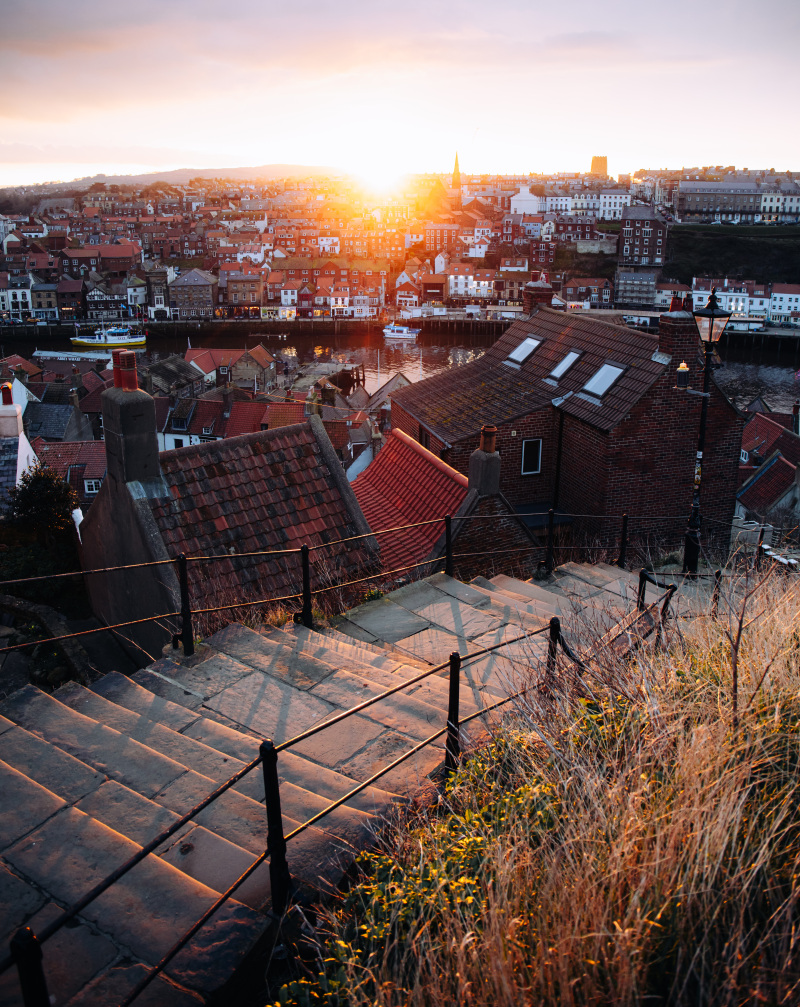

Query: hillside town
[2,159,800,326]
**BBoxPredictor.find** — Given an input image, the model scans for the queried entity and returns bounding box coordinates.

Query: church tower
[452,152,461,190]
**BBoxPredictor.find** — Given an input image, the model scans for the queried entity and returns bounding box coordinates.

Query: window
[582,363,625,398]
[550,350,581,380]
[521,439,542,475]
[84,479,102,495]
[505,336,541,366]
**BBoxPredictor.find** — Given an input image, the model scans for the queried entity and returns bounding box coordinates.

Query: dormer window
[582,363,625,398]
[504,336,541,367]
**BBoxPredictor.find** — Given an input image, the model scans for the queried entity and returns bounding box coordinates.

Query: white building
[770,284,800,324]
[598,190,632,220]
[510,187,546,214]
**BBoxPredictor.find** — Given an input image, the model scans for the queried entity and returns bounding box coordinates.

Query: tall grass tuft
[269,568,800,1006]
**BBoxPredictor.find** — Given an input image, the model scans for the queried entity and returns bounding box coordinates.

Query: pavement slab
[340,598,432,645]
[292,713,387,769]
[164,654,255,702]
[0,760,66,853]
[203,671,335,743]
[0,687,188,800]
[0,863,47,942]
[0,725,105,804]
[392,626,470,665]
[91,672,198,732]
[75,780,182,849]
[131,669,205,710]
[208,625,338,690]
[65,964,203,1007]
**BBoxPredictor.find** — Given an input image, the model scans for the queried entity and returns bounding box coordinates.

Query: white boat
[71,325,146,349]
[383,323,420,340]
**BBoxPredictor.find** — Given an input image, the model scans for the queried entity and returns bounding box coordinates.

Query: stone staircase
[0,563,663,1006]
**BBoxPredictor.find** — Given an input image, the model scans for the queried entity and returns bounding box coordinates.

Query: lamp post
[682,288,732,575]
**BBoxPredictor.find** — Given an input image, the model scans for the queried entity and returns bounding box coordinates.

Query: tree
[6,463,78,543]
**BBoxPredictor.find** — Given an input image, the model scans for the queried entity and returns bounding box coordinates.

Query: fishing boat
[383,323,420,341]
[71,324,146,349]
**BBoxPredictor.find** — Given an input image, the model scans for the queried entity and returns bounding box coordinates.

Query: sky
[2,0,799,188]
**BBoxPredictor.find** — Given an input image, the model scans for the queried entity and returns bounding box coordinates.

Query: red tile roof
[35,440,106,480]
[148,418,376,607]
[738,455,797,515]
[743,413,800,465]
[353,429,469,572]
[224,401,268,437]
[266,401,306,428]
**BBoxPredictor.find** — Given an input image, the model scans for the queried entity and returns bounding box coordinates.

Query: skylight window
[582,363,625,398]
[505,336,541,366]
[549,351,580,380]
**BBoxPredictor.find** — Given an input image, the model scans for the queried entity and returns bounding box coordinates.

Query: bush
[5,463,78,543]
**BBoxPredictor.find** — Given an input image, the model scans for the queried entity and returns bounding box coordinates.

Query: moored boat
[383,323,420,340]
[71,325,146,349]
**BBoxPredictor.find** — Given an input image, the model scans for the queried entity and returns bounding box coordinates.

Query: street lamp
[681,287,732,574]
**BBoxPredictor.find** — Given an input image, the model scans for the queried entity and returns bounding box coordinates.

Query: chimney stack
[468,423,500,496]
[0,382,24,438]
[222,387,232,418]
[101,351,160,487]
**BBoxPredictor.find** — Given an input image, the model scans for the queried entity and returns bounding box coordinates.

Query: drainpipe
[552,409,565,509]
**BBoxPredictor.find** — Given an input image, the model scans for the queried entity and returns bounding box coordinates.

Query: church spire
[452,152,461,189]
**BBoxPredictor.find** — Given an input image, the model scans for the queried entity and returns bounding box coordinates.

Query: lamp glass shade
[693,289,732,343]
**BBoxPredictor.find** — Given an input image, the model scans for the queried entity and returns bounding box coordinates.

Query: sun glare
[353,165,408,198]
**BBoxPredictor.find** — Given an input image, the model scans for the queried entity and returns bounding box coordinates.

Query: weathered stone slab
[0,687,187,800]
[76,780,182,848]
[392,626,470,665]
[0,900,117,1007]
[131,669,204,710]
[92,671,198,731]
[66,964,203,1007]
[292,714,386,769]
[203,671,335,743]
[0,760,66,852]
[426,573,497,609]
[277,749,398,815]
[0,863,46,942]
[338,732,443,798]
[207,625,337,690]
[5,806,252,968]
[309,671,445,745]
[341,599,431,645]
[166,654,254,701]
[0,724,105,803]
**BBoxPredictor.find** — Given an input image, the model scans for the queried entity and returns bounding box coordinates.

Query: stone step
[0,686,189,801]
[312,623,432,670]
[54,682,263,802]
[482,573,565,611]
[91,671,401,816]
[3,805,264,998]
[469,575,563,617]
[0,759,66,853]
[152,767,374,896]
[62,962,201,1007]
[268,622,428,676]
[387,578,509,640]
[0,885,121,1007]
[73,779,272,911]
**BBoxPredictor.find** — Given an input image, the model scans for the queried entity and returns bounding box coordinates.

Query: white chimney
[0,383,24,438]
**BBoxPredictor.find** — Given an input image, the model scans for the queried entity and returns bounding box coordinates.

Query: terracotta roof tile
[148,421,376,608]
[353,429,468,572]
[738,454,798,515]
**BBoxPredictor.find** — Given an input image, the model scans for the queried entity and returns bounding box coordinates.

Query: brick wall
[452,496,539,581]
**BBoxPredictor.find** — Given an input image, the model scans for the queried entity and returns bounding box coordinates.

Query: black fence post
[617,513,628,569]
[545,508,555,574]
[445,515,453,578]
[546,616,560,681]
[177,554,194,657]
[300,545,313,629]
[712,568,722,618]
[445,651,461,773]
[260,740,292,915]
[637,569,647,611]
[10,928,49,1007]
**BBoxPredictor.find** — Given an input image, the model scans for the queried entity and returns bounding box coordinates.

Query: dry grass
[270,567,800,1007]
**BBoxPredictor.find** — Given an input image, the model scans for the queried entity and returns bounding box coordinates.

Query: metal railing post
[300,545,313,629]
[637,569,647,611]
[10,928,49,1007]
[545,508,555,574]
[445,515,453,578]
[177,554,194,657]
[260,740,292,915]
[712,568,722,618]
[445,651,461,773]
[546,616,560,681]
[617,513,628,569]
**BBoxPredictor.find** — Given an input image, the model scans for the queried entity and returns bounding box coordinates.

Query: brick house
[562,277,613,307]
[390,306,744,548]
[169,268,218,319]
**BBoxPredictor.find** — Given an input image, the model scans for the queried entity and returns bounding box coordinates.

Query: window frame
[549,350,581,380]
[521,438,542,476]
[582,362,626,398]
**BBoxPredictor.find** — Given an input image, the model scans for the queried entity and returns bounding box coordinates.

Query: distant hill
[27,163,345,192]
